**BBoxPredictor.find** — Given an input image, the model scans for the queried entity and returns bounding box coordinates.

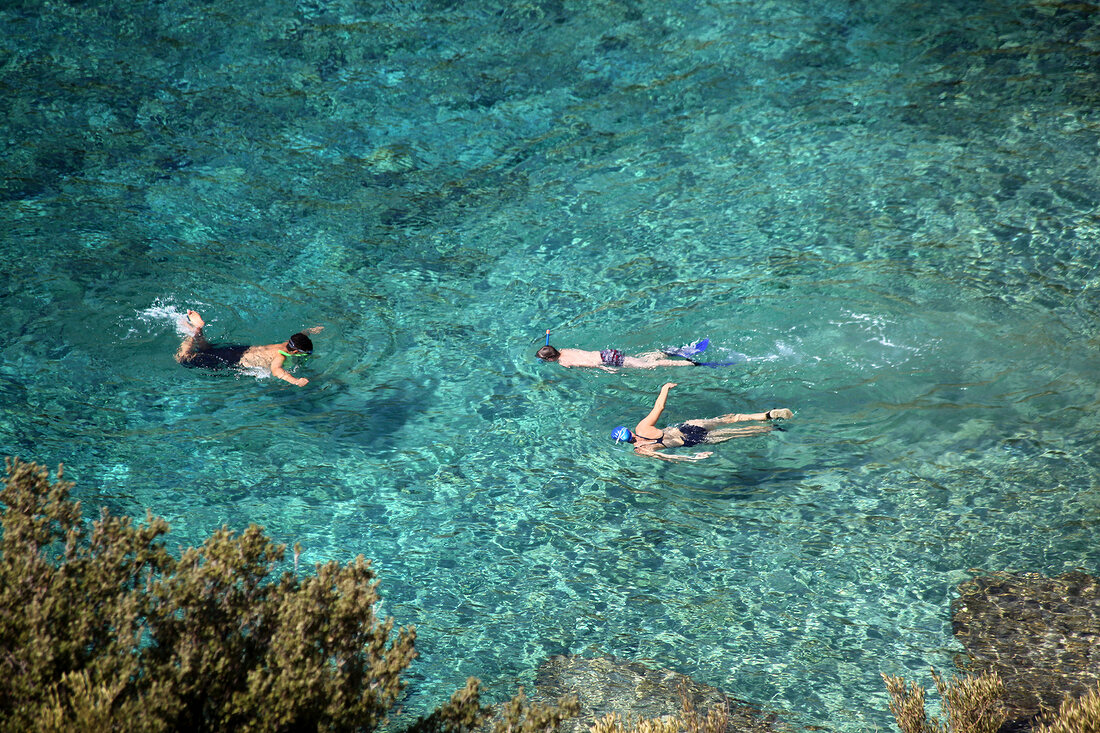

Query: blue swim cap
[611,426,633,443]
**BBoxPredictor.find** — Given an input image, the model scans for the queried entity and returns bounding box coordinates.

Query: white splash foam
[133,300,193,337]
[237,366,270,380]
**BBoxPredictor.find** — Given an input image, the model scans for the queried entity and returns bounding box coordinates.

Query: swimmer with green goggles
[176,309,323,387]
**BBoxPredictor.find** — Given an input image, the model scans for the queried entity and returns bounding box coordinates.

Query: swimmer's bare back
[554,349,695,370]
[176,309,317,386]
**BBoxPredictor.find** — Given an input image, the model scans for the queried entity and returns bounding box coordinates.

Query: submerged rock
[528,655,790,733]
[952,571,1100,728]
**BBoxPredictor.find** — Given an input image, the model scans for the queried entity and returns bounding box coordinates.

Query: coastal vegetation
[0,458,577,733]
[883,670,1100,733]
[883,669,1008,733]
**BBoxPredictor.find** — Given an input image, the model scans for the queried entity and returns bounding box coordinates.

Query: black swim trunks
[600,348,625,367]
[181,345,249,370]
[674,423,709,447]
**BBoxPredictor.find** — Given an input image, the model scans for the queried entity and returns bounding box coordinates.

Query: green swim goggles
[279,349,312,359]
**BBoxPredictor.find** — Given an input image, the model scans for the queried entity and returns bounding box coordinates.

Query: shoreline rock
[528,654,791,733]
[952,571,1100,730]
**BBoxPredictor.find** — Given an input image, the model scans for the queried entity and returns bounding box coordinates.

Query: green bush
[0,458,576,732]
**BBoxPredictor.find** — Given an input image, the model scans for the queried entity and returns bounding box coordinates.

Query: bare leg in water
[175,309,211,363]
[684,408,794,443]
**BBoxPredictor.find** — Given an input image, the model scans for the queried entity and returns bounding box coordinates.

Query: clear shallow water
[2,0,1100,729]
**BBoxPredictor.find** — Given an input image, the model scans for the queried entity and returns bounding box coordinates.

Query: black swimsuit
[181,345,249,370]
[639,424,709,448]
[673,423,709,447]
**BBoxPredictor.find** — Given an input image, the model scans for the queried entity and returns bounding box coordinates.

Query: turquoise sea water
[2,0,1099,729]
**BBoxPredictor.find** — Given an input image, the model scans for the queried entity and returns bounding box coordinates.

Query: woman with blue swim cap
[611,382,792,462]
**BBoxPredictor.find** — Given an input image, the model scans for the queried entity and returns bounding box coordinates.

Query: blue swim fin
[663,338,710,358]
[691,350,747,367]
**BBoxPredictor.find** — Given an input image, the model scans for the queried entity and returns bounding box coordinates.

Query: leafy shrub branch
[0,458,576,732]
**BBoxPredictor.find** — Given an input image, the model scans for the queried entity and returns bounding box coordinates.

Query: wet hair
[287,332,314,354]
[537,345,560,361]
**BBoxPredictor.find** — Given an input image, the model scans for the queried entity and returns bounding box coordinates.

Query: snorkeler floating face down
[535,340,704,370]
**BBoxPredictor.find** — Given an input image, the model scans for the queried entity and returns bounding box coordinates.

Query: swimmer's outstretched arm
[270,353,309,387]
[635,445,714,462]
[305,325,324,334]
[637,382,676,433]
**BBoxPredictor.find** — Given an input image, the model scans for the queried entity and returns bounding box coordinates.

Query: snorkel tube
[536,330,560,362]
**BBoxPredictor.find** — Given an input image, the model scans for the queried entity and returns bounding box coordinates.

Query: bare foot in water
[180,309,204,334]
